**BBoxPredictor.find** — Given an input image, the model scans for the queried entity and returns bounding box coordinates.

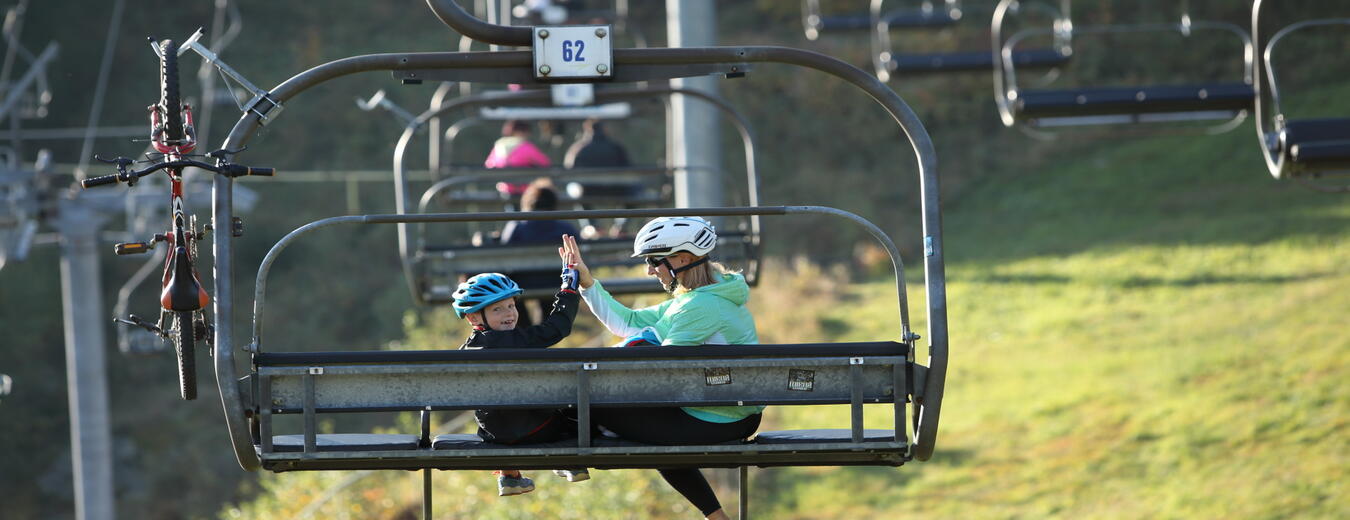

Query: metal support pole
[739,465,748,520]
[56,201,114,520]
[666,0,723,209]
[422,469,432,519]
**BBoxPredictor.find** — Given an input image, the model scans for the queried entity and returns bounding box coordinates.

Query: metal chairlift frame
[404,84,764,303]
[870,0,1071,83]
[206,6,948,507]
[993,0,1255,135]
[804,0,962,41]
[1251,0,1350,187]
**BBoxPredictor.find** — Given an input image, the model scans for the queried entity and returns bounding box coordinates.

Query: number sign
[532,25,614,80]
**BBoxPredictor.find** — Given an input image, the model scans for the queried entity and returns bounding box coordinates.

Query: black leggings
[595,407,761,516]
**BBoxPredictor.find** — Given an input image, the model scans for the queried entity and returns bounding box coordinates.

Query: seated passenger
[500,179,579,245]
[563,217,760,520]
[501,179,581,326]
[453,240,588,496]
[485,120,551,196]
[564,119,631,169]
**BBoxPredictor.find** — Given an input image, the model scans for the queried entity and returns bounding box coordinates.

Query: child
[452,236,589,496]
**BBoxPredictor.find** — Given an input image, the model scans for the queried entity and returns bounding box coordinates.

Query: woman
[564,216,761,520]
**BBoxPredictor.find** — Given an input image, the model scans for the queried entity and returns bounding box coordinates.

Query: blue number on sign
[561,40,586,62]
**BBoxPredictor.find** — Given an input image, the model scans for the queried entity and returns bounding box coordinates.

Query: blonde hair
[672,256,736,295]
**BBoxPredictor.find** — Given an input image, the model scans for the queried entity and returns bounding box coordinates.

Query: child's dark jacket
[460,289,579,443]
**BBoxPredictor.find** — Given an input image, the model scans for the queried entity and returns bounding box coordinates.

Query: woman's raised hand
[559,234,594,289]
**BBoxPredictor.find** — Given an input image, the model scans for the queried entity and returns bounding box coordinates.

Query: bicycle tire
[175,310,197,400]
[159,39,184,143]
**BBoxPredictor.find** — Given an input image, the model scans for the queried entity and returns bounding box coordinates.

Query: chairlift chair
[871,0,1071,83]
[993,0,1256,134]
[1252,0,1350,188]
[398,86,764,305]
[804,0,962,41]
[203,2,950,517]
[246,207,922,475]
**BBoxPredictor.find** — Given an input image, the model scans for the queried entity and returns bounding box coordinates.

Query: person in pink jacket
[485,120,551,195]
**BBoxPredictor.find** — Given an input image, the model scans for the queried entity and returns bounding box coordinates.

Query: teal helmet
[452,273,522,318]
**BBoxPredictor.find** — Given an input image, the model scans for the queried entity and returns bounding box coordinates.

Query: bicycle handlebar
[80,157,277,189]
[82,174,123,188]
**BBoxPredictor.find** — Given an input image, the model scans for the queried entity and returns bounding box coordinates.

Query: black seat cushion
[1282,118,1350,164]
[270,434,420,453]
[892,48,1068,73]
[753,429,899,444]
[432,433,665,450]
[1017,83,1255,118]
[818,10,957,32]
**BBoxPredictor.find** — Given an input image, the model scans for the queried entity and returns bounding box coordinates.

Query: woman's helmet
[632,216,717,258]
[452,273,522,318]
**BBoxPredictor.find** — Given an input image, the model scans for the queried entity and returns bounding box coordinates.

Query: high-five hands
[558,234,594,289]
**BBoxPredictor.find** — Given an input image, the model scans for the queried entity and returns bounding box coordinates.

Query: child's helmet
[453,273,523,318]
[632,216,717,258]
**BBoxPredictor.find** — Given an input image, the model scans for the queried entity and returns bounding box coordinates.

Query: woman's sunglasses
[644,256,668,268]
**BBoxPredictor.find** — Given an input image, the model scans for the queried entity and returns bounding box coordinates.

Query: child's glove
[560,265,580,292]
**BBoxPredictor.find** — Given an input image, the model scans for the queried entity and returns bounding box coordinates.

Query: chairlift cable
[74,0,126,182]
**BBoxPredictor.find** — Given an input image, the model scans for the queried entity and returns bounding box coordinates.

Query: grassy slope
[754,118,1350,517]
[222,102,1349,520]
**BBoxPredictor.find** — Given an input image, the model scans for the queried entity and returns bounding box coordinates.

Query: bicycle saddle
[162,246,210,311]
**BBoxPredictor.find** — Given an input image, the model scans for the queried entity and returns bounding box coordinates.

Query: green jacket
[581,273,764,422]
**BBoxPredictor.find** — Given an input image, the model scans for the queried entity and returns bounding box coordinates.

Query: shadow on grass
[750,447,976,513]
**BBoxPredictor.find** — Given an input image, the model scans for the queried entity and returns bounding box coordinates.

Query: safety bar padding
[1016,83,1255,118]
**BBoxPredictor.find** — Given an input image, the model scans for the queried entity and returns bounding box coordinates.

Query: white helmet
[632,216,718,257]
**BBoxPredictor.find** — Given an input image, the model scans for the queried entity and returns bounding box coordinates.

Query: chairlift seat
[430,433,730,450]
[1015,83,1255,119]
[891,48,1069,74]
[271,434,420,453]
[1281,118,1350,166]
[816,10,959,32]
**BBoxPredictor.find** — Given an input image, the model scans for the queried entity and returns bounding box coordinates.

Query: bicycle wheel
[158,39,183,143]
[175,310,197,400]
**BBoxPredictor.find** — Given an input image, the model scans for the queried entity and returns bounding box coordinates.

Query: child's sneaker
[552,468,590,482]
[496,473,535,496]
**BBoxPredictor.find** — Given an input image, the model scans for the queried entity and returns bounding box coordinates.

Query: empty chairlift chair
[804,0,961,41]
[993,0,1256,132]
[1252,0,1350,186]
[871,0,1072,82]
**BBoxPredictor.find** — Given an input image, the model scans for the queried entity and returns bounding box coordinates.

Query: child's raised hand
[559,234,594,289]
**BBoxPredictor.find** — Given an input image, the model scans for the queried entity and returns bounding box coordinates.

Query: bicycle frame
[149,96,211,320]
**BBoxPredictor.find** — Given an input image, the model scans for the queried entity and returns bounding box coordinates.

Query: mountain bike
[82,37,274,400]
